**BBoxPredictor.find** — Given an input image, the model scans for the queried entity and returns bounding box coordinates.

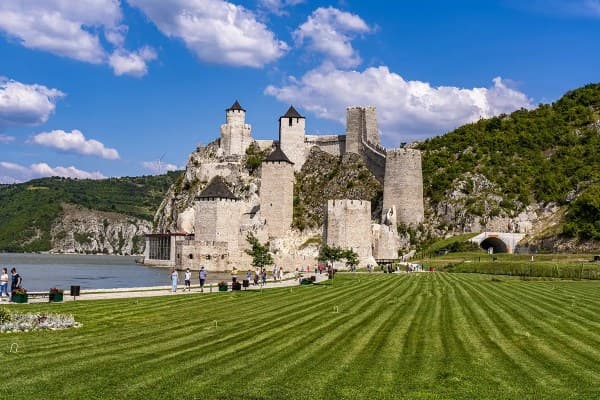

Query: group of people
[169,264,296,292]
[0,267,23,302]
[170,266,208,293]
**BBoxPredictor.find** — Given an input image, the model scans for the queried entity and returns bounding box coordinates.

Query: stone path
[22,273,330,304]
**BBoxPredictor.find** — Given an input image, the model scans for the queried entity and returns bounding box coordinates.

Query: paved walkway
[18,273,330,304]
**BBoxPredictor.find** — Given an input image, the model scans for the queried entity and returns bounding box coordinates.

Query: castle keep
[145,101,424,270]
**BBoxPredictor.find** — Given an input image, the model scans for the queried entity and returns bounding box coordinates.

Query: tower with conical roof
[194,176,241,252]
[279,105,306,170]
[220,100,252,156]
[260,145,294,238]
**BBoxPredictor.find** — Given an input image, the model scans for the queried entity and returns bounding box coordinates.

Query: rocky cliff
[50,204,151,255]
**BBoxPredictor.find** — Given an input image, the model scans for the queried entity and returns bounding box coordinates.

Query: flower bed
[0,308,81,333]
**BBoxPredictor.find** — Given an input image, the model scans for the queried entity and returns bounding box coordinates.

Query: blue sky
[0,0,599,182]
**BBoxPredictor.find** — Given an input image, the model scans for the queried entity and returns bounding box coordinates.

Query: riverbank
[7,273,329,303]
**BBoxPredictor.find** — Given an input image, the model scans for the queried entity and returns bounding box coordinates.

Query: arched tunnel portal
[480,237,508,253]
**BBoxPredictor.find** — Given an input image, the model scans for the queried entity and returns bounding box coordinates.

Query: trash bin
[242,279,249,290]
[70,285,80,298]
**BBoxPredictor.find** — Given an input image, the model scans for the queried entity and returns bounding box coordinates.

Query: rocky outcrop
[50,204,151,255]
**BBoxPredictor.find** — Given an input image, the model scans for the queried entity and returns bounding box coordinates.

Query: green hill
[0,172,181,252]
[418,83,600,241]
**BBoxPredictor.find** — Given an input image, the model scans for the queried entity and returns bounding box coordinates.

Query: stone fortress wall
[260,159,294,238]
[382,149,424,225]
[147,101,424,270]
[325,200,373,264]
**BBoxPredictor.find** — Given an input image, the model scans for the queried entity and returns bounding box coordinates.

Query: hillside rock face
[50,204,151,255]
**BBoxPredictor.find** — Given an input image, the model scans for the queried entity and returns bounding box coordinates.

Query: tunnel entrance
[480,237,508,253]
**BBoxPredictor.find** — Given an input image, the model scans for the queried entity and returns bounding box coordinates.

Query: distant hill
[418,83,600,246]
[0,172,181,252]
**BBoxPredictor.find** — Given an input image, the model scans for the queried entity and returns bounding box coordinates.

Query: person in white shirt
[184,268,192,292]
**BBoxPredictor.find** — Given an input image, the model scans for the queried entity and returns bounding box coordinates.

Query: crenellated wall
[304,134,346,157]
[325,199,373,265]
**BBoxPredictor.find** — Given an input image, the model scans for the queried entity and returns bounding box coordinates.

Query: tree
[319,245,359,268]
[245,233,273,268]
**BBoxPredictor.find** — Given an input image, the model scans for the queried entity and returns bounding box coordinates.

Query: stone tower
[279,105,305,170]
[345,106,380,154]
[382,149,424,226]
[220,100,252,156]
[325,199,373,265]
[194,176,240,252]
[260,146,294,238]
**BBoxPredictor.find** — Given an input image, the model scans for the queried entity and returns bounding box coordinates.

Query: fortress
[145,101,424,270]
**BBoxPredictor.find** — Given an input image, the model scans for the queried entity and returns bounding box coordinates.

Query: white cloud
[142,160,180,175]
[258,0,304,16]
[129,0,288,67]
[109,46,157,77]
[0,161,105,183]
[0,1,156,76]
[265,66,533,142]
[0,134,15,143]
[294,7,371,68]
[0,77,64,129]
[29,129,120,160]
[0,0,121,63]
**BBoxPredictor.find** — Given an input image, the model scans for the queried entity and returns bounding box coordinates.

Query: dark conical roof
[227,100,245,112]
[280,105,304,119]
[264,145,294,164]
[196,176,236,200]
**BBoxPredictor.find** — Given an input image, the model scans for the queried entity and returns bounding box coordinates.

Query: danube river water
[0,253,231,292]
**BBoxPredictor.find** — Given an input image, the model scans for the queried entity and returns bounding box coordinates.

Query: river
[0,253,232,292]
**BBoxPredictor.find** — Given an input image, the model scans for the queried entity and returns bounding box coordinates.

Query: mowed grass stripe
[445,273,550,392]
[470,277,600,355]
[459,275,600,390]
[110,276,404,396]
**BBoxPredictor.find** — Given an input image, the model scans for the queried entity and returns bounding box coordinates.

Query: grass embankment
[418,252,600,280]
[2,273,600,399]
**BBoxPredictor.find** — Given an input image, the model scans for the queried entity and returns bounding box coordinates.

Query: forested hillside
[418,83,600,241]
[0,172,181,252]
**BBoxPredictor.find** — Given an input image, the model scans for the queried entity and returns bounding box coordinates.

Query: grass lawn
[415,252,600,280]
[1,273,600,399]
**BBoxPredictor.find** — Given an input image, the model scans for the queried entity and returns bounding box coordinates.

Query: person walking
[199,266,207,292]
[170,268,178,292]
[278,267,284,281]
[184,268,192,292]
[10,268,22,301]
[261,268,267,286]
[272,265,278,282]
[0,267,9,301]
[253,270,259,286]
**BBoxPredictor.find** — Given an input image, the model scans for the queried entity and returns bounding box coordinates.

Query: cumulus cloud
[0,77,64,130]
[142,160,180,175]
[0,0,121,63]
[0,1,156,76]
[258,0,304,15]
[129,0,288,67]
[265,66,533,142]
[0,134,15,143]
[109,46,157,77]
[294,7,371,68]
[0,161,105,183]
[29,129,120,160]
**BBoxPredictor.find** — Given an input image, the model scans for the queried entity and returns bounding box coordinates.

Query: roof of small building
[264,145,294,164]
[280,105,304,119]
[196,176,236,200]
[227,100,245,112]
